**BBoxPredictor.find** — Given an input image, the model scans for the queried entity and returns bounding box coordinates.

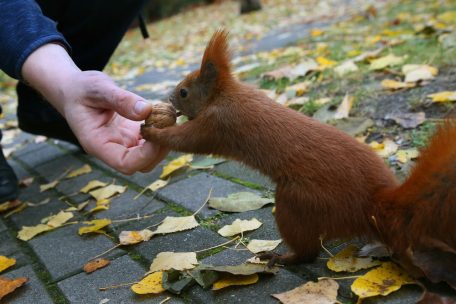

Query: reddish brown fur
[141,31,456,275]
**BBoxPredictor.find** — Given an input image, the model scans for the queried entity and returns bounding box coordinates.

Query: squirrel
[141,30,456,287]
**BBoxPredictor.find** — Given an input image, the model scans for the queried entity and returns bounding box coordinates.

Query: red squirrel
[141,30,456,287]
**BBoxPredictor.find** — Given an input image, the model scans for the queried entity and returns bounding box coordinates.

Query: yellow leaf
[272,279,339,304]
[402,64,438,83]
[134,179,169,199]
[89,184,127,201]
[0,256,16,273]
[17,224,53,241]
[327,245,381,273]
[381,79,415,90]
[370,139,398,158]
[369,54,406,70]
[247,239,282,254]
[66,164,92,178]
[80,180,107,193]
[395,149,419,164]
[119,229,154,245]
[160,154,193,179]
[77,200,90,211]
[212,273,259,290]
[0,277,28,300]
[334,94,354,119]
[351,262,414,300]
[88,198,111,213]
[153,216,199,235]
[311,29,323,37]
[149,252,198,272]
[131,272,165,295]
[437,11,456,24]
[334,61,358,76]
[366,35,382,45]
[0,200,22,213]
[78,219,112,235]
[47,211,74,228]
[316,56,337,68]
[217,218,262,237]
[428,91,456,103]
[40,180,59,192]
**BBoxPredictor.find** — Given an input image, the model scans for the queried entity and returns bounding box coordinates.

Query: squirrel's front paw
[140,124,161,142]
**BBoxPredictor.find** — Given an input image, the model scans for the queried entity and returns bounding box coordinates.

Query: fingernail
[134,100,147,114]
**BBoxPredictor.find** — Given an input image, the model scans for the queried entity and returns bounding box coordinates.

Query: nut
[145,102,177,129]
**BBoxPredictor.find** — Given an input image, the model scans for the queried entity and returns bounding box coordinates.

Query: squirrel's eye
[180,88,188,98]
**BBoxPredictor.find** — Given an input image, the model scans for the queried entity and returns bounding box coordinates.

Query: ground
[1,0,456,303]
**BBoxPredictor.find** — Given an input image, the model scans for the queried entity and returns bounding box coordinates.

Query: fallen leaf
[47,211,74,228]
[370,139,398,158]
[162,269,194,294]
[289,60,319,79]
[83,258,110,273]
[77,200,90,211]
[351,262,414,300]
[247,239,282,254]
[40,180,59,192]
[381,79,416,90]
[135,179,169,199]
[196,263,279,275]
[160,154,193,179]
[66,164,92,178]
[385,112,425,128]
[285,82,311,98]
[327,245,381,272]
[149,252,198,272]
[78,219,112,235]
[89,184,127,201]
[119,229,154,245]
[353,47,385,62]
[212,273,259,290]
[358,242,391,259]
[331,117,374,136]
[395,148,420,164]
[285,97,309,107]
[190,157,226,169]
[88,198,111,214]
[316,56,337,69]
[311,28,323,37]
[437,11,456,24]
[0,200,22,213]
[428,91,456,103]
[0,276,28,300]
[0,256,16,273]
[369,54,406,70]
[154,216,199,235]
[208,192,274,212]
[272,279,339,304]
[218,218,262,237]
[80,180,107,193]
[18,177,34,188]
[17,224,53,241]
[402,64,438,83]
[334,94,354,119]
[334,61,358,76]
[131,272,165,294]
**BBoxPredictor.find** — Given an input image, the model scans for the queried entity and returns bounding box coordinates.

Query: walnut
[145,101,177,129]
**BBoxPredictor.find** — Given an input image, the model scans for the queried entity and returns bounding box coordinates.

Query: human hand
[22,44,168,174]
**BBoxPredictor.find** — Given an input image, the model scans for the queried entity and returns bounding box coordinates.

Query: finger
[140,146,169,173]
[100,85,152,121]
[94,141,162,175]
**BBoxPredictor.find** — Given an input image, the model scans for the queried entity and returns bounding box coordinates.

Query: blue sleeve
[0,0,71,79]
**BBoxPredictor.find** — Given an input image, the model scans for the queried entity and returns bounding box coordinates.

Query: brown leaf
[83,258,110,273]
[272,279,339,304]
[385,112,426,129]
[0,200,22,213]
[0,276,28,300]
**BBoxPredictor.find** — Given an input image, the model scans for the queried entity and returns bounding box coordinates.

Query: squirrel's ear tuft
[200,29,232,85]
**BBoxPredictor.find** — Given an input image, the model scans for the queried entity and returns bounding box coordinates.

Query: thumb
[106,86,152,121]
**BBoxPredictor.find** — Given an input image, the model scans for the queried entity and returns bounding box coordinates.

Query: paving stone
[187,261,305,304]
[56,169,106,203]
[10,197,71,229]
[123,160,167,188]
[15,143,65,168]
[58,255,185,304]
[0,231,29,270]
[158,173,259,218]
[91,190,166,222]
[215,161,275,190]
[29,223,124,280]
[1,265,54,304]
[8,159,32,181]
[34,154,86,183]
[0,218,6,232]
[11,140,48,158]
[17,181,52,205]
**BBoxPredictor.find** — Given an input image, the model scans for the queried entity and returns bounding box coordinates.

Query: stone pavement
[1,3,454,304]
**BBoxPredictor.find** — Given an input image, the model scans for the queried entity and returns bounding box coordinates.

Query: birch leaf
[369,54,406,70]
[80,180,107,193]
[316,56,337,68]
[83,258,110,273]
[149,252,198,272]
[0,277,28,300]
[153,216,199,235]
[334,94,353,119]
[272,279,339,304]
[334,60,358,76]
[66,164,92,178]
[0,200,22,213]
[78,219,112,235]
[17,210,74,241]
[40,180,59,192]
[196,263,279,275]
[212,273,259,290]
[395,148,419,164]
[160,154,193,179]
[402,64,438,83]
[89,184,127,201]
[131,272,165,294]
[327,245,381,272]
[119,229,154,245]
[46,211,74,228]
[247,239,282,254]
[381,79,416,90]
[208,192,274,212]
[370,139,398,158]
[135,179,169,199]
[428,91,456,103]
[217,218,262,237]
[351,262,415,300]
[0,256,16,273]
